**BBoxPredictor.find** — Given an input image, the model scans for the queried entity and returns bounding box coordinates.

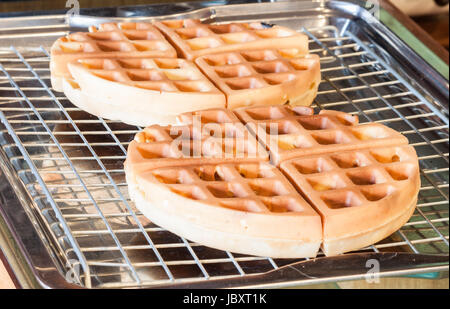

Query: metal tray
[0,0,448,289]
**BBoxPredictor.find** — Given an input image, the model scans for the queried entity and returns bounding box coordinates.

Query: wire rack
[0,9,449,288]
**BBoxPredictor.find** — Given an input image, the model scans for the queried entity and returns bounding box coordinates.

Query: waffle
[195,51,321,109]
[235,105,409,165]
[52,20,320,124]
[50,22,177,92]
[124,112,269,176]
[127,162,322,258]
[280,145,420,256]
[124,107,420,257]
[65,57,226,126]
[153,19,309,60]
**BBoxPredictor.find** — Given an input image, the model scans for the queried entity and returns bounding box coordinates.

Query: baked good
[195,51,321,109]
[127,162,322,258]
[63,53,320,126]
[125,107,420,257]
[62,78,182,126]
[51,20,321,125]
[280,145,420,256]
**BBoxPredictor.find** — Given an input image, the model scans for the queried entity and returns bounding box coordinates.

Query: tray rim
[0,0,448,289]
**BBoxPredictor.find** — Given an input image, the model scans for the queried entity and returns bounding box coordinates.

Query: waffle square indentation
[247,179,290,197]
[152,169,195,184]
[291,157,334,174]
[331,152,371,169]
[306,174,347,191]
[321,191,363,209]
[346,168,387,185]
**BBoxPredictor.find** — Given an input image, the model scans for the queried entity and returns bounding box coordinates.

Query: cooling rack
[0,0,448,288]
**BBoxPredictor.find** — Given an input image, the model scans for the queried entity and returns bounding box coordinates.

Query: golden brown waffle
[125,117,269,176]
[50,22,177,92]
[195,51,321,109]
[235,105,409,165]
[153,19,309,60]
[128,162,322,258]
[64,57,226,126]
[280,145,420,256]
[52,20,320,124]
[125,107,419,257]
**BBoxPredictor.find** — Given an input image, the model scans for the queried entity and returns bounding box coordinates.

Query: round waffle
[125,107,420,258]
[51,20,321,126]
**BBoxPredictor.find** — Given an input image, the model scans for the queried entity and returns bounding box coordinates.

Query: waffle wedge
[153,19,309,60]
[280,145,420,256]
[50,22,177,92]
[65,57,226,126]
[195,51,321,109]
[127,162,323,258]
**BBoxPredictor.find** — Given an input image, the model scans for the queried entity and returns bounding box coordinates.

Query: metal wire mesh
[0,23,448,288]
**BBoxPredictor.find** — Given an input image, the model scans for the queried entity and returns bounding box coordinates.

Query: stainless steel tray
[0,0,448,289]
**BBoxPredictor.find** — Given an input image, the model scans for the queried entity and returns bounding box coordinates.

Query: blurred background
[0,0,448,50]
[0,0,448,51]
[391,0,448,50]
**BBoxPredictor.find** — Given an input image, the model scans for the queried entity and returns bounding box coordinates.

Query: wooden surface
[0,257,16,289]
[338,277,449,289]
[414,13,449,51]
[379,0,449,64]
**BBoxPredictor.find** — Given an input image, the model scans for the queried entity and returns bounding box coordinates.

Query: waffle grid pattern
[130,106,410,171]
[131,107,416,212]
[177,107,243,124]
[280,146,418,210]
[147,163,313,214]
[154,19,307,60]
[54,22,175,56]
[235,105,408,165]
[128,107,419,259]
[196,50,319,92]
[52,20,318,115]
[73,57,219,93]
[131,116,269,169]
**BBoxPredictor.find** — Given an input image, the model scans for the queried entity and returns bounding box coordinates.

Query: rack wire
[0,21,448,288]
